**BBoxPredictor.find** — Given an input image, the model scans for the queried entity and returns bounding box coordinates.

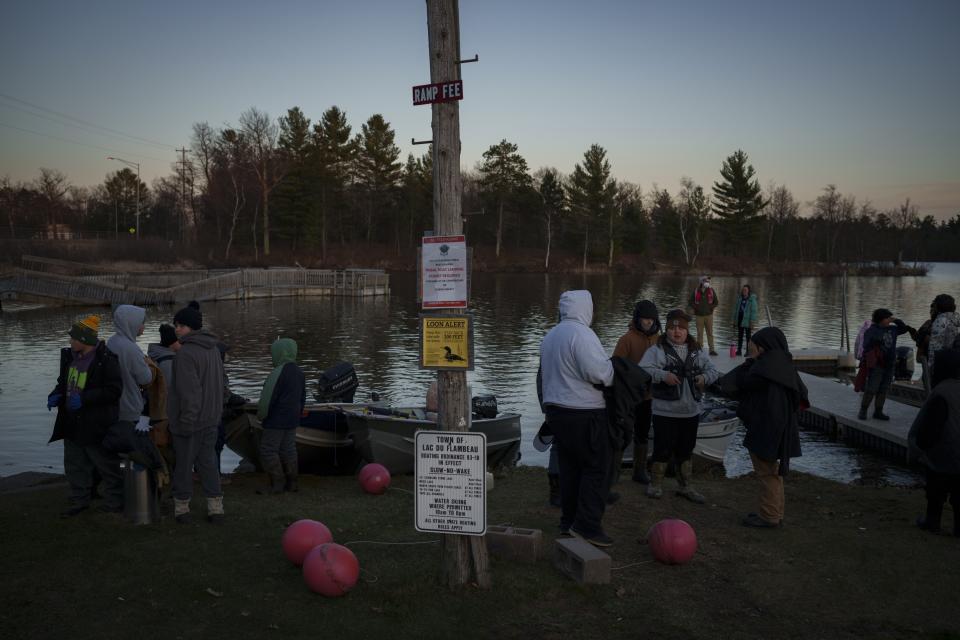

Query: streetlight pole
[107,156,141,239]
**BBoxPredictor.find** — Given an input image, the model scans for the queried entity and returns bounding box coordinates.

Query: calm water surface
[2,263,958,483]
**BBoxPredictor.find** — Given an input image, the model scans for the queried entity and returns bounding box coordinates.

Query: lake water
[2,262,958,484]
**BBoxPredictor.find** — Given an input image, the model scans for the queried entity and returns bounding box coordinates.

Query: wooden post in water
[426,0,491,590]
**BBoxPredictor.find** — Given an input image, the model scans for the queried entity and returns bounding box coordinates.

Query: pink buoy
[647,518,698,565]
[302,543,360,596]
[358,463,391,495]
[282,519,333,566]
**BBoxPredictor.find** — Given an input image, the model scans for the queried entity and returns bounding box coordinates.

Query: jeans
[737,326,753,353]
[171,425,222,501]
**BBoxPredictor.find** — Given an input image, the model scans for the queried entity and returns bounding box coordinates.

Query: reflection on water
[2,263,956,482]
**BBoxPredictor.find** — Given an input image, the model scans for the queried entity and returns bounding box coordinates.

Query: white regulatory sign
[415,430,486,536]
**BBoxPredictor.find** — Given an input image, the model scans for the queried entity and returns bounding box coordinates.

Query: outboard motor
[316,361,359,402]
[894,346,915,381]
[471,395,498,419]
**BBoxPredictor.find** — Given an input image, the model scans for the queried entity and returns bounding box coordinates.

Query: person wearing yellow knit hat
[48,314,124,517]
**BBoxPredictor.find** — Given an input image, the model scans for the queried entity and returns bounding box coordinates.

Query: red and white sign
[412,80,464,106]
[421,235,467,309]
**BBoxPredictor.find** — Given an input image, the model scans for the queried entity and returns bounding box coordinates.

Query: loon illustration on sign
[412,80,464,105]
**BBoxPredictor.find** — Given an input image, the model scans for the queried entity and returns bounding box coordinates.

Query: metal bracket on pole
[411,137,433,145]
[456,54,479,64]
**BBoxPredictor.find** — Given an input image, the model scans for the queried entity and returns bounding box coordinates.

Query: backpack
[854,319,873,360]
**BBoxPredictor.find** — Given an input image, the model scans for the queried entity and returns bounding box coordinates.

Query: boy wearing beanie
[48,315,125,517]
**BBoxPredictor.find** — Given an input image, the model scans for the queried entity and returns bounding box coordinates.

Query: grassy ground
[1,466,958,640]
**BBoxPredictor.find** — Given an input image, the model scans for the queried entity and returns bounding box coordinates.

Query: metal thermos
[122,459,159,525]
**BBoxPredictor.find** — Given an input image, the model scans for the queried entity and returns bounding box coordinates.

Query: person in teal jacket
[731,284,759,356]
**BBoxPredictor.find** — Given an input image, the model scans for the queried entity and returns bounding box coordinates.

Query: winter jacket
[147,343,176,391]
[731,293,759,328]
[613,323,659,401]
[720,350,808,472]
[48,341,122,446]
[863,320,911,370]
[168,329,225,435]
[540,290,614,410]
[106,305,153,421]
[605,356,652,449]
[639,338,720,418]
[689,286,719,316]
[908,378,960,474]
[930,311,960,376]
[261,339,307,430]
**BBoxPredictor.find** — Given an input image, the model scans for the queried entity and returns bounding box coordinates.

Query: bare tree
[676,176,711,267]
[217,129,249,261]
[239,107,285,256]
[534,167,566,271]
[36,168,70,230]
[889,197,919,264]
[765,183,799,262]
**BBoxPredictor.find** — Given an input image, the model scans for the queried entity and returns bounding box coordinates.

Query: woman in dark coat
[720,327,808,528]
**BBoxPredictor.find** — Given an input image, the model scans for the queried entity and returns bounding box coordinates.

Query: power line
[0,92,176,150]
[0,121,169,162]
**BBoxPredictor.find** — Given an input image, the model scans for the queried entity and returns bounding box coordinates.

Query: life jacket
[694,288,715,305]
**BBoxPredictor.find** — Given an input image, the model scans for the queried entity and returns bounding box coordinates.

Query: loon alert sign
[412,80,464,105]
[415,431,487,535]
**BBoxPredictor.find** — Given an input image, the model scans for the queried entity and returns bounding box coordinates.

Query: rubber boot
[257,461,285,495]
[917,498,943,533]
[676,460,706,504]
[206,496,225,524]
[283,458,299,493]
[631,443,650,484]
[174,498,192,525]
[873,394,890,420]
[548,473,561,508]
[646,462,666,499]
[858,392,874,420]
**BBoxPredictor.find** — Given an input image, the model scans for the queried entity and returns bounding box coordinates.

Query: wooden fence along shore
[0,256,389,306]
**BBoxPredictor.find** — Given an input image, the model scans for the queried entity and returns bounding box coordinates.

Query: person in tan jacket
[612,300,661,484]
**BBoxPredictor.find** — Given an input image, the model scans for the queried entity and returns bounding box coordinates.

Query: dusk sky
[2,0,958,219]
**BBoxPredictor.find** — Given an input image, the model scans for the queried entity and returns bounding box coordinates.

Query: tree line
[2,104,958,266]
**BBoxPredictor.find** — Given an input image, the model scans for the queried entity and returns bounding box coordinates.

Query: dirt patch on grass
[1,467,957,639]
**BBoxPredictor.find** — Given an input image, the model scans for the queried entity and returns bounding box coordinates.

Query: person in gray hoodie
[640,309,721,503]
[168,305,225,524]
[540,290,615,547]
[105,304,153,451]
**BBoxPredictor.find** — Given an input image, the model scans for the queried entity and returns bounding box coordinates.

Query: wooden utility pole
[426,0,491,590]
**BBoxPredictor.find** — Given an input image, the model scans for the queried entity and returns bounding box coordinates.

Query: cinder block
[554,537,611,584]
[485,525,542,563]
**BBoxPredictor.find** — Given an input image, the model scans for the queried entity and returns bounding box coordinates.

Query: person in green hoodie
[257,338,306,495]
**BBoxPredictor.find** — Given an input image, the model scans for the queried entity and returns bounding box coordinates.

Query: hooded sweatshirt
[147,343,177,388]
[106,304,152,421]
[540,290,614,410]
[259,338,306,429]
[168,329,225,435]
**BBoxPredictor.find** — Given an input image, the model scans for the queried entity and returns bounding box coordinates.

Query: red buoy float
[282,519,333,566]
[302,543,360,596]
[358,463,391,495]
[647,518,698,565]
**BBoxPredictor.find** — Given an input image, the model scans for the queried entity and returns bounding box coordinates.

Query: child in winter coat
[639,309,720,503]
[257,338,306,494]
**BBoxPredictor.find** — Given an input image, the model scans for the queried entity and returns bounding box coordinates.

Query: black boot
[548,473,561,508]
[858,392,874,420]
[873,394,890,420]
[257,461,285,495]
[631,443,650,484]
[283,458,299,492]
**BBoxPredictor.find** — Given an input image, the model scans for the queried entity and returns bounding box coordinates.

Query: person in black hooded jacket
[720,327,809,528]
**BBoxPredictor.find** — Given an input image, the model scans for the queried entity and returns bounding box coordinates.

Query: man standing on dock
[540,290,615,547]
[689,276,720,356]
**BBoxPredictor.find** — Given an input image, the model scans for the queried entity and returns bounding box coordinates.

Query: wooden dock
[1,256,390,307]
[711,350,918,464]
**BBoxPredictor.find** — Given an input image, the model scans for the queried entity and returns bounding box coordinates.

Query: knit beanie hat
[173,305,202,330]
[633,300,661,335]
[665,309,691,330]
[69,315,100,346]
[159,323,178,347]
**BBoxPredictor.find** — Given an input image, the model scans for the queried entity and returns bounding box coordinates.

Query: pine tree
[478,139,531,258]
[711,149,767,243]
[274,107,312,248]
[536,167,565,269]
[311,106,356,257]
[356,114,401,244]
[566,144,616,270]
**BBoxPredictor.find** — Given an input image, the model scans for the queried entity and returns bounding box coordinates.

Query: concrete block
[485,525,542,563]
[554,537,611,584]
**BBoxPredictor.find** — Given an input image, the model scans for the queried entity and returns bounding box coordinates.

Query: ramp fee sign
[415,431,486,535]
[419,314,472,370]
[421,234,467,309]
[412,80,464,105]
